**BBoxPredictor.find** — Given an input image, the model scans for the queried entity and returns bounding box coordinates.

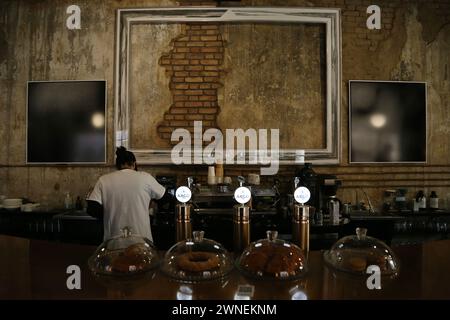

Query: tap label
[234,187,251,204]
[176,186,192,203]
[294,187,311,204]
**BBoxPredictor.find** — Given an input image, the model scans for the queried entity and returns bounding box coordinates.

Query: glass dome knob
[121,227,132,238]
[193,231,205,242]
[266,230,278,241]
[356,227,367,240]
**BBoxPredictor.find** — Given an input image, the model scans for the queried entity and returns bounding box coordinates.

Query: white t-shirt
[87,169,165,241]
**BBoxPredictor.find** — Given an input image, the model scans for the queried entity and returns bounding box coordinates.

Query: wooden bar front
[1,235,450,300]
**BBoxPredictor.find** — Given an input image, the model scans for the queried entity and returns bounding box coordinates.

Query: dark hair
[115,146,136,170]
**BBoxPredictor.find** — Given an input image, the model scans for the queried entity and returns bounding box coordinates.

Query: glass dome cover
[237,230,307,280]
[88,227,160,277]
[323,228,400,276]
[161,231,234,282]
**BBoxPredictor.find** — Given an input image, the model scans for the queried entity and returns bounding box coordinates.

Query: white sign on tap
[294,186,311,204]
[234,187,251,205]
[175,186,192,203]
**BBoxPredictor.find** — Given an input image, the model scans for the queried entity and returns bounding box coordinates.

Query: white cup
[207,166,216,185]
[208,176,217,185]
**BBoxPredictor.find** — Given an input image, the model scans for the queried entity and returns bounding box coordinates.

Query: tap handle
[187,176,194,189]
[273,179,281,195]
[237,176,245,187]
[294,177,300,189]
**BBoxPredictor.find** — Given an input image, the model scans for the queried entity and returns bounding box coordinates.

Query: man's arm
[86,179,103,220]
[86,200,103,220]
[154,188,173,204]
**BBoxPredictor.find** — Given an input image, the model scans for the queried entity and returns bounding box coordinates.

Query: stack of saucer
[3,198,23,210]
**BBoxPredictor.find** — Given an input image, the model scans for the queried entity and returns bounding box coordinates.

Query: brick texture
[158,23,225,144]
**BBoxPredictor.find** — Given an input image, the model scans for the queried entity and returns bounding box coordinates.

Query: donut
[177,252,220,272]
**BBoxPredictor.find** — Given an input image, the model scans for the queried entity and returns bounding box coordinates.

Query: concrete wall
[1,0,450,210]
[218,23,326,149]
[130,23,181,149]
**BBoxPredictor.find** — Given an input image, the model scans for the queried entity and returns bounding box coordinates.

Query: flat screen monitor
[349,80,427,163]
[27,80,106,163]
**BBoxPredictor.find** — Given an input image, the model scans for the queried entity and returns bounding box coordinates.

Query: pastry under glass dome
[237,230,307,280]
[323,227,400,276]
[88,227,160,277]
[161,231,234,282]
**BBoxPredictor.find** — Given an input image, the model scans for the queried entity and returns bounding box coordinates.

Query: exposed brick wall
[157,24,225,144]
[340,1,397,51]
[270,0,398,51]
[241,0,450,51]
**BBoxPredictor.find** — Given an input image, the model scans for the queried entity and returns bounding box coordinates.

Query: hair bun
[116,146,127,157]
[115,146,136,170]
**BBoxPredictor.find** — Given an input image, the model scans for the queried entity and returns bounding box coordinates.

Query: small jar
[429,191,439,210]
[415,191,426,211]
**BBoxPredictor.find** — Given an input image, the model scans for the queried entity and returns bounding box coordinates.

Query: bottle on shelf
[64,192,73,210]
[394,188,408,211]
[415,191,426,211]
[429,191,439,210]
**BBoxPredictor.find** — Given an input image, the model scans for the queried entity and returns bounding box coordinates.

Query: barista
[87,147,166,242]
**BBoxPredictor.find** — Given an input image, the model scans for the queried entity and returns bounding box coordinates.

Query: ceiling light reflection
[91,112,105,128]
[370,113,387,128]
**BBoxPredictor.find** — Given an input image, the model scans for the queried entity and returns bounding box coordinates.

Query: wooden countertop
[1,234,450,300]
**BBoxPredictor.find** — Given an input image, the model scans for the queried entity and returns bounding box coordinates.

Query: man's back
[88,169,165,241]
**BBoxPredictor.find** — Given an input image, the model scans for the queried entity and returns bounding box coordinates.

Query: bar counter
[1,234,450,300]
